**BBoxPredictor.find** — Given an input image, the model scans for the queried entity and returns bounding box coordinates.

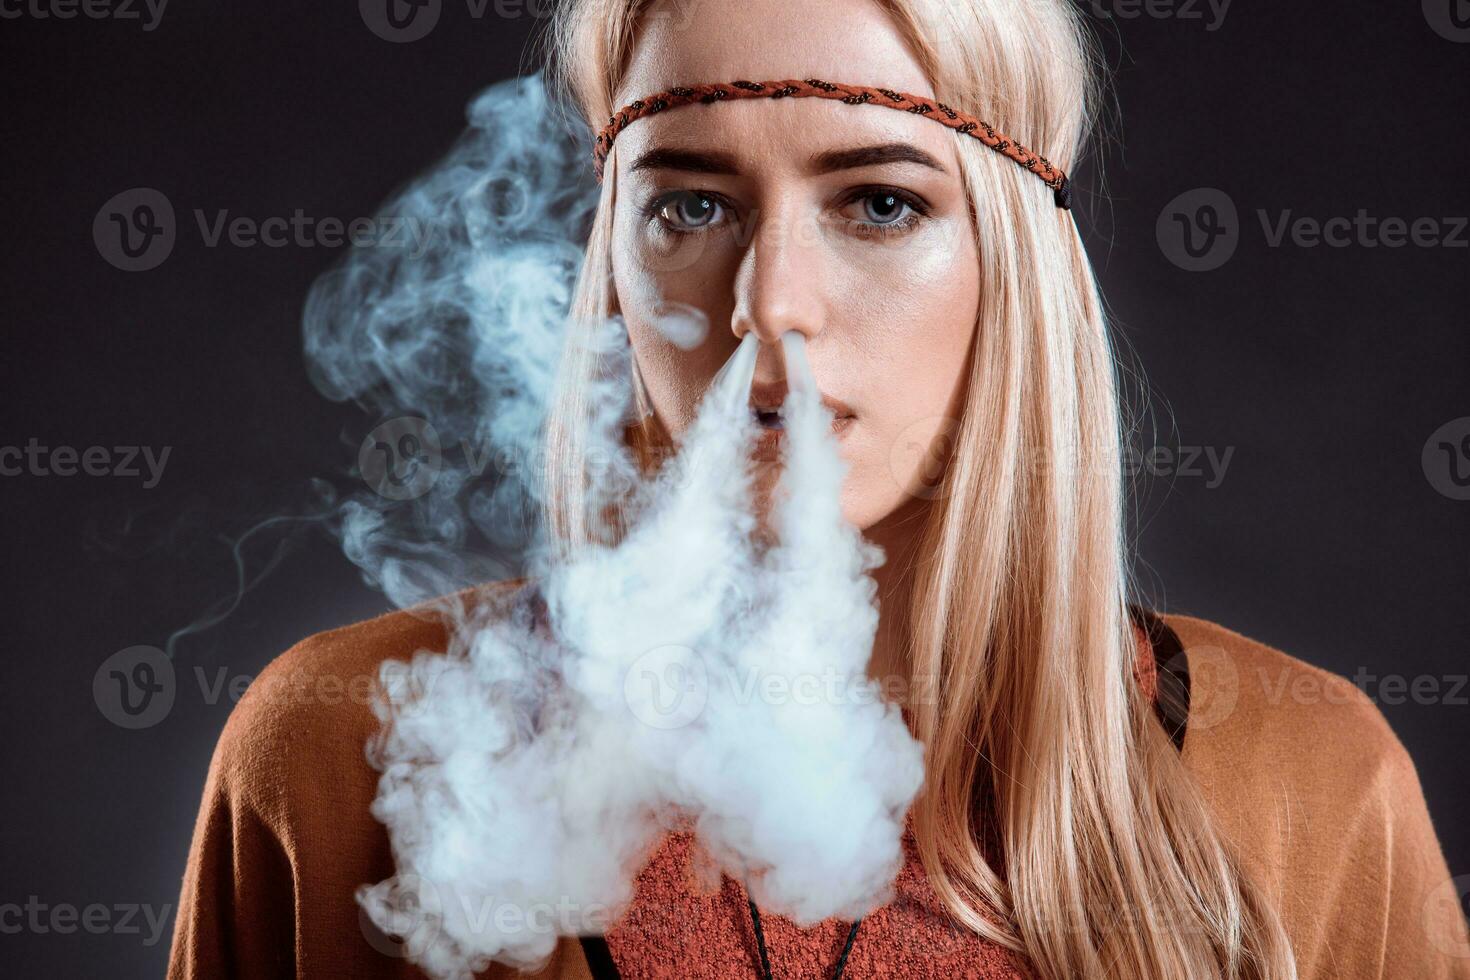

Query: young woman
[167,0,1469,977]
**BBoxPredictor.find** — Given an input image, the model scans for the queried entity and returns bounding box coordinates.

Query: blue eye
[845,188,932,239]
[650,191,725,231]
[860,191,912,224]
[642,186,931,242]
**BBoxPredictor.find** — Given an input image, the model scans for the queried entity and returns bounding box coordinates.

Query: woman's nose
[729,201,827,350]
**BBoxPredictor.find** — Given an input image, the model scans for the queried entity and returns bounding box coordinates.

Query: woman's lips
[745,380,857,462]
[747,380,856,422]
[751,413,855,462]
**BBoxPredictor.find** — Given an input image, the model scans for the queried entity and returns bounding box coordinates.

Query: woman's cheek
[613,252,702,438]
[624,320,703,437]
[839,432,903,531]
[837,254,978,523]
[832,400,928,532]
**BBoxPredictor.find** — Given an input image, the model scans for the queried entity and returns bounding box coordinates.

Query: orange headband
[592,77,1072,210]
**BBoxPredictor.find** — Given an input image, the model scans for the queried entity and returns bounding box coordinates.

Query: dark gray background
[1,1,1466,975]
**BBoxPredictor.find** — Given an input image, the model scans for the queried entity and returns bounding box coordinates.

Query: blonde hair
[535,1,1297,976]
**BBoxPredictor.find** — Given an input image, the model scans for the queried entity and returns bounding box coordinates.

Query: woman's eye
[649,191,727,232]
[858,192,911,224]
[842,188,930,238]
[643,187,928,239]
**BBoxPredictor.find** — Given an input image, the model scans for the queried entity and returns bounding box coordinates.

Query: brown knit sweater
[166,579,1470,979]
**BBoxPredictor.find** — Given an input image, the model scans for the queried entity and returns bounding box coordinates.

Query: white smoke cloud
[307,71,924,980]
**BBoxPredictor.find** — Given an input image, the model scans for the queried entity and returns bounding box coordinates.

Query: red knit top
[600,623,1158,979]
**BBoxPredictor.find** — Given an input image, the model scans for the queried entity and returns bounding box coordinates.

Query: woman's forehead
[617,0,934,107]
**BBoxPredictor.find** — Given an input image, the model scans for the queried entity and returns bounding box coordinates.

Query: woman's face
[610,0,981,532]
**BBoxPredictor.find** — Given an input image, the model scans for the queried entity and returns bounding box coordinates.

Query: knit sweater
[165,578,1470,979]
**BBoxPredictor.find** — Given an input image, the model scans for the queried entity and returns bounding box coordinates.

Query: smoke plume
[303,71,924,980]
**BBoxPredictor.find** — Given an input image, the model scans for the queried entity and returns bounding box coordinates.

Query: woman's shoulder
[190,576,542,887]
[1136,607,1421,865]
[1157,610,1469,978]
[1157,610,1405,776]
[215,576,534,792]
[169,576,569,979]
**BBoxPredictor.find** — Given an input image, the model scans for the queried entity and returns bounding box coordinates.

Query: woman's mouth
[746,379,856,460]
[749,406,856,461]
[754,408,785,431]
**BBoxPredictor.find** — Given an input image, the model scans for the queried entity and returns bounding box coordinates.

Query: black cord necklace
[746,897,863,980]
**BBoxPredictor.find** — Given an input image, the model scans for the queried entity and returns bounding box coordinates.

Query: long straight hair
[535,1,1297,975]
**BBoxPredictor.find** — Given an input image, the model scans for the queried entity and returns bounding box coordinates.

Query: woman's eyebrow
[627,142,949,177]
[808,143,948,175]
[629,147,742,175]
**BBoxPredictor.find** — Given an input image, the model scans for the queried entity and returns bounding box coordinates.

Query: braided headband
[592,77,1072,210]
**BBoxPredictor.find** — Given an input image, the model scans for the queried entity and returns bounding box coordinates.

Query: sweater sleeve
[164,616,594,980]
[1169,614,1470,979]
[163,629,443,979]
[165,662,299,978]
[1316,724,1470,979]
